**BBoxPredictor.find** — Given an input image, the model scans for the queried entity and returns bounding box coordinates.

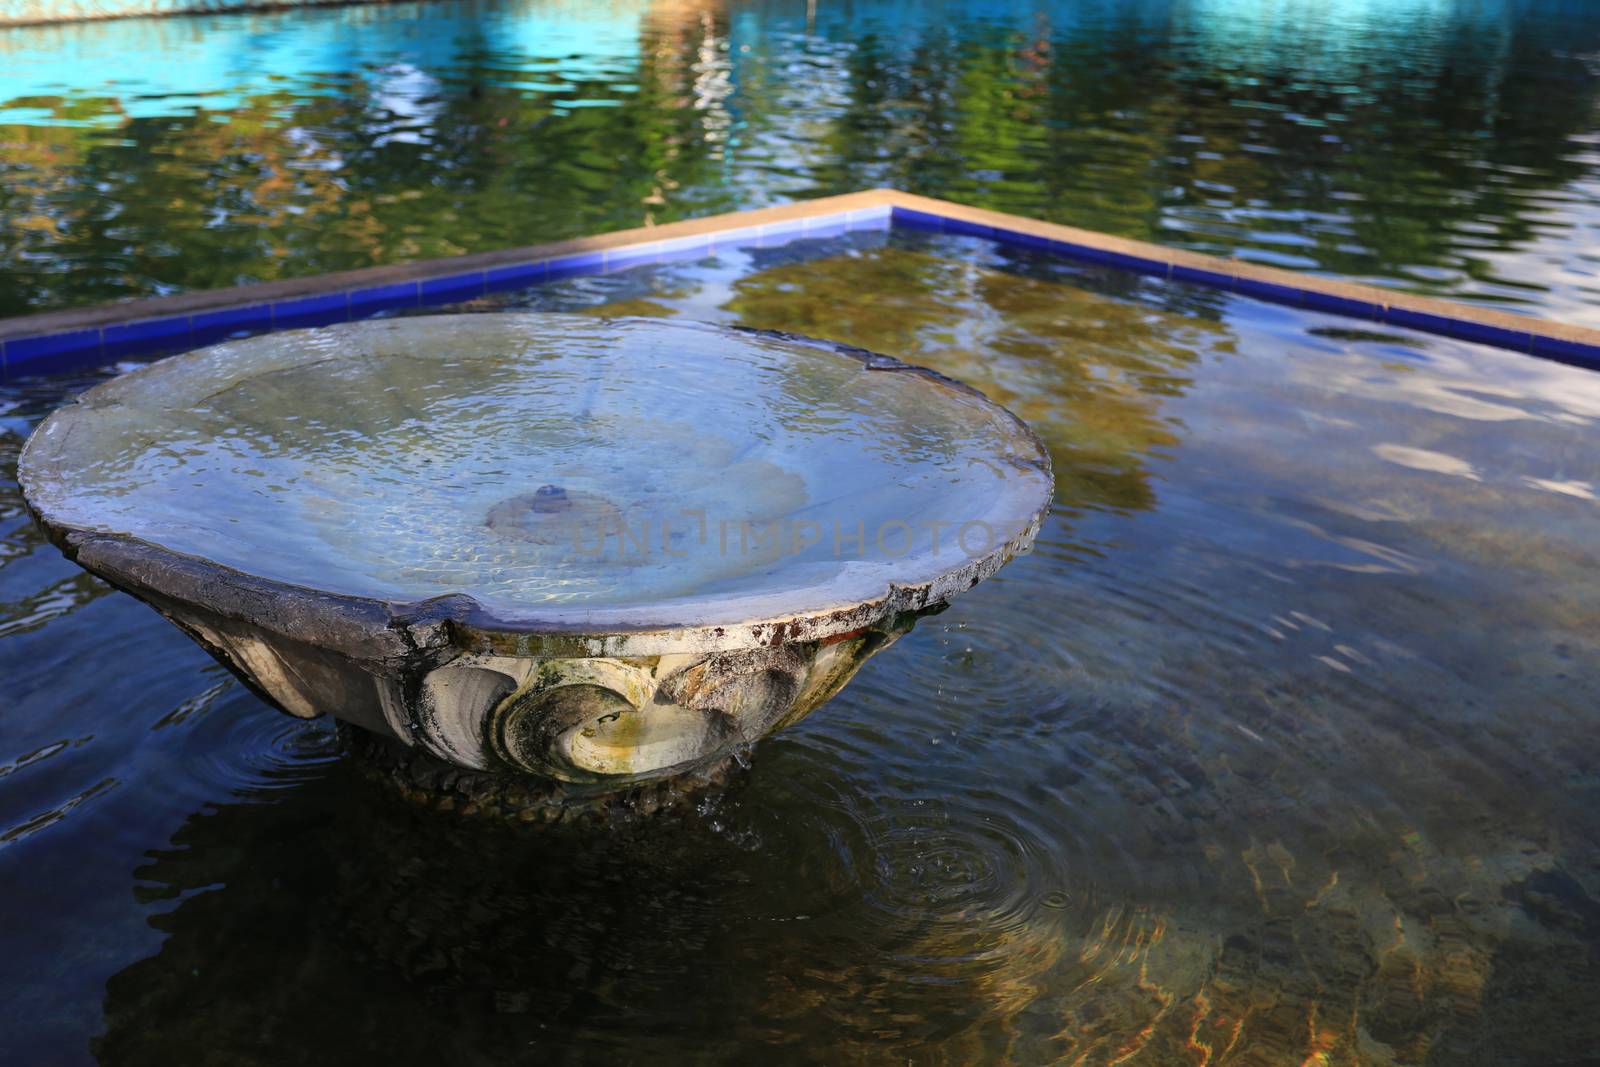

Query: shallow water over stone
[20,314,1046,623]
[1,232,1598,1063]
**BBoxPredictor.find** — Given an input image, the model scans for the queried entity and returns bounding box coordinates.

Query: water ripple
[0,776,117,850]
[155,686,342,804]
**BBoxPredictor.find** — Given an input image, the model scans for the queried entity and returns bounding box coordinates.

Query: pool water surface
[1,229,1597,1063]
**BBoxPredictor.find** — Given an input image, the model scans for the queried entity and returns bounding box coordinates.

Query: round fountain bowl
[20,314,1052,793]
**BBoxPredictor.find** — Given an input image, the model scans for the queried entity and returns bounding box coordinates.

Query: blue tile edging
[3,189,1597,377]
[883,199,1600,369]
[0,198,896,378]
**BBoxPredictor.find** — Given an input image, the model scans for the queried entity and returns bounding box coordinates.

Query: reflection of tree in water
[0,4,742,317]
[799,6,1600,293]
[7,3,1600,314]
[722,245,1234,514]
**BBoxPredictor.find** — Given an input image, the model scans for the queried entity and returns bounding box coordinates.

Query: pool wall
[3,189,1598,378]
[0,0,383,26]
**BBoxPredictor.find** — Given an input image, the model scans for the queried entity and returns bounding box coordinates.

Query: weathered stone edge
[882,191,1600,368]
[0,191,900,374]
[4,188,1597,375]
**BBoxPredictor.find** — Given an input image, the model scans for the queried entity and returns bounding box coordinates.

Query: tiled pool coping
[3,188,1599,379]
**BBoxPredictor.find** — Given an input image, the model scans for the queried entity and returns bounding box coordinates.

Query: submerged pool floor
[2,230,1598,1063]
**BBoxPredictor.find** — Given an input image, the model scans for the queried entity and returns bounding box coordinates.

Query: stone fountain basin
[20,314,1053,789]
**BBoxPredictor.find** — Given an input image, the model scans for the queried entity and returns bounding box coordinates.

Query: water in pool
[4,0,1600,322]
[19,314,1048,617]
[2,227,1598,1063]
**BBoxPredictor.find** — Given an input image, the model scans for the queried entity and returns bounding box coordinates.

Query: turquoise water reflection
[3,0,1600,318]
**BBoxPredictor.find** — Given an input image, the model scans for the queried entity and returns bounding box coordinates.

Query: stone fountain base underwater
[20,315,1053,818]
